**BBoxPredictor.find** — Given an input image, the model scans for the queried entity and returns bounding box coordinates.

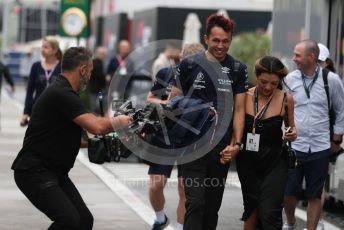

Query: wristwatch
[235,142,243,150]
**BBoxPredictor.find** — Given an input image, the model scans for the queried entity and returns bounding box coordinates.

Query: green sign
[60,0,91,38]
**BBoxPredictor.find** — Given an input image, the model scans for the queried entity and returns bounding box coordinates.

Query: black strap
[283,92,292,147]
[322,68,331,117]
[233,61,240,72]
[98,92,112,160]
[254,87,273,119]
[322,68,336,138]
[283,92,289,127]
[98,91,104,116]
[230,58,240,85]
[184,57,194,85]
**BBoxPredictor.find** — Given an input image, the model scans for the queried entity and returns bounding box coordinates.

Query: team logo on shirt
[195,72,205,82]
[193,72,206,90]
[221,67,230,74]
[218,78,232,85]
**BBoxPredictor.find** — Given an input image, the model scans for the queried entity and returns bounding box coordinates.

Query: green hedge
[229,31,271,85]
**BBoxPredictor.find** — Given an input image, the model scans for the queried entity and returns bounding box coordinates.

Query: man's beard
[79,74,88,92]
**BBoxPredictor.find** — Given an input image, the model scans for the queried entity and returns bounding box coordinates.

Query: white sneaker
[317,220,325,230]
[282,223,296,230]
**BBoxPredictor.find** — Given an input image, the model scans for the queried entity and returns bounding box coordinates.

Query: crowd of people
[2,11,343,230]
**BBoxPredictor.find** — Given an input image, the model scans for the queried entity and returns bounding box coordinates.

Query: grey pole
[1,0,11,60]
[41,4,47,38]
[304,0,311,39]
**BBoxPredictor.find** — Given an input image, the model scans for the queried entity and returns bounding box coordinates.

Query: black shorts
[148,163,183,178]
[284,149,329,199]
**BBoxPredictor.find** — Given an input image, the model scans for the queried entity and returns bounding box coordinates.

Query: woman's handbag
[282,92,297,169]
[282,140,297,169]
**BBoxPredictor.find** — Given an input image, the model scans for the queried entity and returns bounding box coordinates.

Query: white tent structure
[182,13,202,45]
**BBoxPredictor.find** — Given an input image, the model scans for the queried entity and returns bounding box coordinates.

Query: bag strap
[322,68,331,116]
[184,57,194,86]
[283,92,292,146]
[230,57,240,84]
[322,68,336,139]
[283,92,289,127]
[233,60,240,72]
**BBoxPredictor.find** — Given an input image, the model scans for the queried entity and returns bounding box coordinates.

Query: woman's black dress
[236,114,288,229]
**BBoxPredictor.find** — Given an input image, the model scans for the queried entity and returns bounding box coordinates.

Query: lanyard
[252,87,274,134]
[301,65,319,99]
[117,56,126,68]
[44,62,58,84]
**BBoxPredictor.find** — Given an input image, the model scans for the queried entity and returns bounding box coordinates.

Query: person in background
[316,43,340,230]
[0,60,15,94]
[318,43,336,72]
[89,46,107,114]
[20,36,62,126]
[0,60,15,130]
[233,56,297,229]
[11,47,132,230]
[147,42,205,230]
[169,13,248,230]
[105,39,134,83]
[151,43,181,81]
[282,39,344,230]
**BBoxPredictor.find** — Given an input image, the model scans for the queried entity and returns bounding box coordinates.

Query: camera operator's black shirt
[174,52,248,147]
[12,75,89,172]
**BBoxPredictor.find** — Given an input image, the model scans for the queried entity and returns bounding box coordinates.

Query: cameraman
[11,47,132,230]
[147,43,205,230]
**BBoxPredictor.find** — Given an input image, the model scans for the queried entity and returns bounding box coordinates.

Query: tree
[229,31,271,85]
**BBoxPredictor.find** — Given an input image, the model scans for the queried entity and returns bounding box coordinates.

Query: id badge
[246,133,260,152]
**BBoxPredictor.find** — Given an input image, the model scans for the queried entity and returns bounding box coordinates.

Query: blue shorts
[148,163,183,178]
[284,149,329,199]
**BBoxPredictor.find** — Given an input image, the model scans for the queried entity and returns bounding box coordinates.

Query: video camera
[113,100,163,135]
[88,99,164,164]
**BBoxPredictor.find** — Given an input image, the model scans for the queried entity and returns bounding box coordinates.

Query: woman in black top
[20,36,62,126]
[234,56,297,229]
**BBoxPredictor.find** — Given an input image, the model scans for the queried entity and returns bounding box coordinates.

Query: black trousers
[182,146,230,230]
[14,168,93,230]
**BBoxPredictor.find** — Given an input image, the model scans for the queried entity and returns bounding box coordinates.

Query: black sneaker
[151,215,169,230]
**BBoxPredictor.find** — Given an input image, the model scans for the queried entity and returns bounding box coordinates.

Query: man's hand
[113,115,133,129]
[220,145,240,164]
[331,134,343,153]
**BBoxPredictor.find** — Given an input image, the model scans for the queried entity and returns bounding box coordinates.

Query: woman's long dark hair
[255,56,289,90]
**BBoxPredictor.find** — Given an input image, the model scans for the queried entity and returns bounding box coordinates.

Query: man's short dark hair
[302,39,320,59]
[62,47,92,71]
[205,13,235,36]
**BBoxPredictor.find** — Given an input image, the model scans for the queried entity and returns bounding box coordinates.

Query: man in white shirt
[282,39,344,230]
